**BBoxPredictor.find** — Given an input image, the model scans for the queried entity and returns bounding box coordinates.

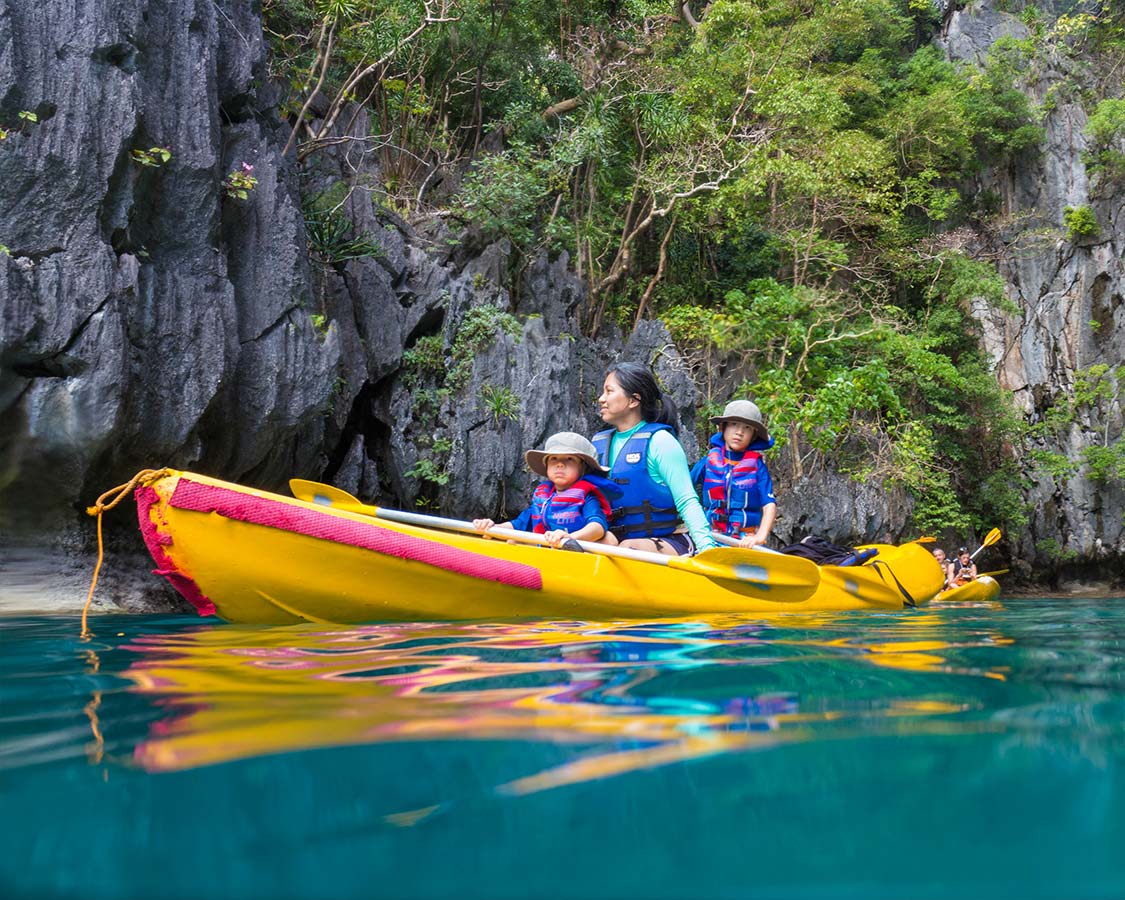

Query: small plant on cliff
[480,384,520,424]
[1,110,40,141]
[222,162,258,200]
[1027,364,1125,491]
[447,305,521,391]
[408,430,459,508]
[131,146,171,167]
[1063,205,1098,240]
[401,334,446,388]
[408,457,450,486]
[303,203,382,264]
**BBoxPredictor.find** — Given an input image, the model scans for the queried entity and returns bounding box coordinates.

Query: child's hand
[544,529,569,548]
[737,533,763,548]
[472,518,495,532]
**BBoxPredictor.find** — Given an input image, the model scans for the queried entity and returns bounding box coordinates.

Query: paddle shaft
[369,504,682,567]
[287,478,821,594]
[969,528,1002,561]
[711,532,782,553]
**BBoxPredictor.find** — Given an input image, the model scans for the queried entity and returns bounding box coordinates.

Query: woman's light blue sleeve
[689,455,705,491]
[649,430,718,551]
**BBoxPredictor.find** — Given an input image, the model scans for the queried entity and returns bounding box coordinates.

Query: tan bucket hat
[525,432,607,478]
[709,400,769,442]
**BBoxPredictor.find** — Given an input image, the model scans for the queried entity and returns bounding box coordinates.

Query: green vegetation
[1,109,40,141]
[308,312,329,336]
[1063,205,1099,239]
[480,383,520,424]
[221,162,259,200]
[1026,365,1125,494]
[1083,97,1125,183]
[448,304,522,391]
[261,0,1123,536]
[401,304,522,503]
[131,146,171,167]
[303,197,383,264]
[401,333,445,387]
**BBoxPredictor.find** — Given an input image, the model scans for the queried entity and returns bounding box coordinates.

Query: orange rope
[81,468,172,639]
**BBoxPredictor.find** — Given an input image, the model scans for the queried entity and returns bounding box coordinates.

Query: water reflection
[110,611,1018,793]
[5,602,1124,900]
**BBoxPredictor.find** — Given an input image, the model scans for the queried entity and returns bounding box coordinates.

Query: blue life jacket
[591,424,679,539]
[696,432,775,534]
[528,475,619,534]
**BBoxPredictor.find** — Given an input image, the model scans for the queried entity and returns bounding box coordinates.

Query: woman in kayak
[472,432,621,548]
[591,362,717,556]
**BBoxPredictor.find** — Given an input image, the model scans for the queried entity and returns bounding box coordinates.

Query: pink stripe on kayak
[168,478,543,591]
[135,485,218,616]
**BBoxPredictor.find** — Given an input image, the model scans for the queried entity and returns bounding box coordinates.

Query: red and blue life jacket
[696,432,776,535]
[591,423,680,539]
[528,476,617,534]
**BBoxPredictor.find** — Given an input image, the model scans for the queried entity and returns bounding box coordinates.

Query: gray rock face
[0,0,337,542]
[936,2,1030,65]
[0,0,694,615]
[940,0,1125,573]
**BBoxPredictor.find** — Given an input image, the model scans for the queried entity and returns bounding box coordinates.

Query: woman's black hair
[606,361,678,433]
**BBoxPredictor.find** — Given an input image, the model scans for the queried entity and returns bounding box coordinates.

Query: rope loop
[82,468,174,639]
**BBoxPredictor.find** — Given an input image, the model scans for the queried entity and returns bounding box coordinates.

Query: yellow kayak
[935,575,1001,603]
[134,471,944,623]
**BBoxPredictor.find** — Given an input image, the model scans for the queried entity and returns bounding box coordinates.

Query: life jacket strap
[610,500,678,538]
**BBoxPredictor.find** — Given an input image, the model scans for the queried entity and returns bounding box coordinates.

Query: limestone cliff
[0,0,697,612]
[938,1,1124,584]
[0,0,1121,613]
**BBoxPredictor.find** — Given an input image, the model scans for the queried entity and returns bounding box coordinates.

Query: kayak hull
[935,575,1001,603]
[136,471,944,623]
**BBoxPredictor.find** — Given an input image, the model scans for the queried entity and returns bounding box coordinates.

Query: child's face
[545,455,583,489]
[722,421,756,452]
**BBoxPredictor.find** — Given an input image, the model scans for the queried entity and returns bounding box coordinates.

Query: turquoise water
[2,598,1124,899]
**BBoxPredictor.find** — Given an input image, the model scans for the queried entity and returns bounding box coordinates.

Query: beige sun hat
[709,399,769,441]
[525,432,607,478]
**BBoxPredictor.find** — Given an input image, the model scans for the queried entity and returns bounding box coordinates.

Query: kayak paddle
[969,527,1002,560]
[976,568,1009,578]
[289,479,821,599]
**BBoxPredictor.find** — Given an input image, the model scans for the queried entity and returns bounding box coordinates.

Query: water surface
[2,598,1123,899]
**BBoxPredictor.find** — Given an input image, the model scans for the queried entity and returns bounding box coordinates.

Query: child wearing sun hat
[472,432,622,548]
[690,400,778,549]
